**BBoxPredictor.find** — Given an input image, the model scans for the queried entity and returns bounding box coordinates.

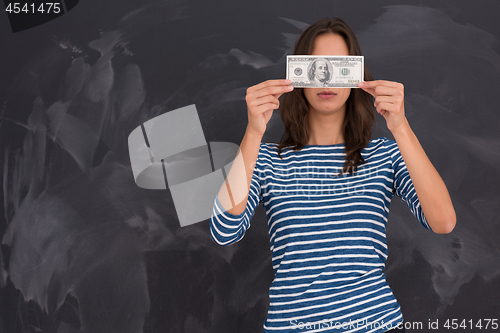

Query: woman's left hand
[358,80,409,134]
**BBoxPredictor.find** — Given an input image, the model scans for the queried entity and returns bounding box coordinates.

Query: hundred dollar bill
[286,55,364,88]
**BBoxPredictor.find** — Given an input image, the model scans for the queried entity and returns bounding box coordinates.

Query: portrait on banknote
[307,57,333,86]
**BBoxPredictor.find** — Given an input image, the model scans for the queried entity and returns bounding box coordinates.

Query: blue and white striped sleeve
[385,138,432,230]
[209,143,266,245]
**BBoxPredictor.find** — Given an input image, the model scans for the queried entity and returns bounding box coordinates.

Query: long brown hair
[274,17,375,176]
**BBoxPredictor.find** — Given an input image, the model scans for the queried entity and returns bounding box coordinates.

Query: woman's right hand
[245,79,294,136]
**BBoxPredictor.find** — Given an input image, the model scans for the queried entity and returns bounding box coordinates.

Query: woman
[210,17,456,333]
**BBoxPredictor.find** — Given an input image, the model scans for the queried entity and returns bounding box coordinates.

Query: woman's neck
[306,106,346,145]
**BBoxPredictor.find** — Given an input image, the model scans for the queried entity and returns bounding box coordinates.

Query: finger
[249,102,280,117]
[364,85,399,98]
[255,102,280,113]
[274,91,285,99]
[359,80,401,89]
[374,95,394,106]
[376,102,397,113]
[250,95,279,108]
[249,79,292,93]
[360,86,376,97]
[273,85,294,99]
[247,87,290,107]
[255,85,293,99]
[376,85,400,96]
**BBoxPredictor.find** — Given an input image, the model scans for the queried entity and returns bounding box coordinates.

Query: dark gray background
[0,0,499,332]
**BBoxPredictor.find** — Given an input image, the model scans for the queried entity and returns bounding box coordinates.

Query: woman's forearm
[391,120,456,233]
[216,126,263,216]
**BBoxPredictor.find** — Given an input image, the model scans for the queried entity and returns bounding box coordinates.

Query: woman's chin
[309,104,345,115]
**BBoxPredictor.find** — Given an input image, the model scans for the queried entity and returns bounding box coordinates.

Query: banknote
[286,55,364,88]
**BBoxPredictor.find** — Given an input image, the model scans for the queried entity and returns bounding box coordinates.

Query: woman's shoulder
[363,137,401,167]
[366,136,397,148]
[260,142,312,153]
[362,136,398,158]
[259,142,299,160]
[259,142,278,152]
[260,142,288,151]
[259,142,284,157]
[368,136,396,146]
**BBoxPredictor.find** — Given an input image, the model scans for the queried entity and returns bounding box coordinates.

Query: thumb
[360,87,375,98]
[358,82,376,97]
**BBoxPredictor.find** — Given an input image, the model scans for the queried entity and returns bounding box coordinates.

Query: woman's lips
[318,90,337,99]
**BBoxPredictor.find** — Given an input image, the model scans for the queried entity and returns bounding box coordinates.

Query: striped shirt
[210,136,432,333]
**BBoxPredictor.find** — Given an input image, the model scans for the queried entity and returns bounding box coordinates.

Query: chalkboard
[0,1,499,332]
